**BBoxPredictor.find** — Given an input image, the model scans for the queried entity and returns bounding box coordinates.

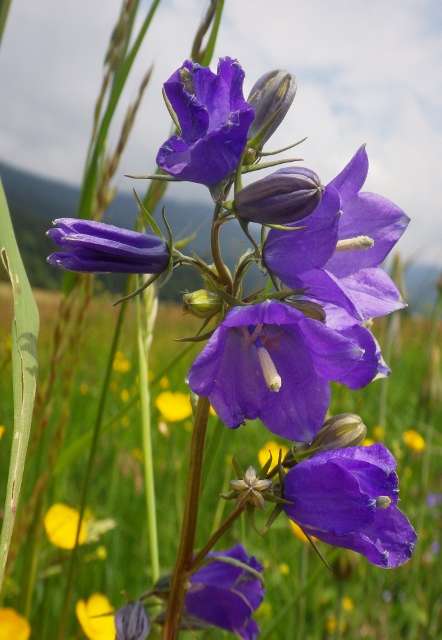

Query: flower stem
[211,204,233,291]
[136,286,160,583]
[56,301,127,640]
[162,395,210,639]
[190,500,247,572]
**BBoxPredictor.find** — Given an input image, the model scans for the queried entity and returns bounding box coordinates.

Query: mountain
[0,161,440,310]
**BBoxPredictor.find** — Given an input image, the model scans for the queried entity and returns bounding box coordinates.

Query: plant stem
[190,500,246,572]
[56,302,127,640]
[0,0,12,46]
[136,287,160,583]
[211,204,233,290]
[162,395,210,640]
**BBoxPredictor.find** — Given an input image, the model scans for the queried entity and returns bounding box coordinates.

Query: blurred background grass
[0,283,440,639]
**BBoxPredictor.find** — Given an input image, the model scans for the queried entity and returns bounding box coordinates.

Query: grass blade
[0,181,40,591]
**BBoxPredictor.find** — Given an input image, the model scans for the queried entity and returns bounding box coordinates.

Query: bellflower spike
[185,544,263,640]
[115,602,150,640]
[47,218,169,274]
[283,444,416,568]
[156,57,254,186]
[235,167,322,225]
[264,146,410,326]
[188,300,386,442]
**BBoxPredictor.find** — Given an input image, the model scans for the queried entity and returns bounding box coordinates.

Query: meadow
[0,283,440,639]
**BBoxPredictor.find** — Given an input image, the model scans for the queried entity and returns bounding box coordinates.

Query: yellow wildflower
[363,437,375,446]
[155,391,192,422]
[0,608,30,640]
[373,425,385,441]
[113,351,131,374]
[0,426,5,439]
[76,593,115,640]
[326,615,337,634]
[289,520,317,543]
[403,429,425,453]
[342,595,354,612]
[258,441,288,472]
[278,562,290,575]
[120,389,130,403]
[159,376,170,389]
[209,405,217,417]
[44,503,89,549]
[96,546,107,560]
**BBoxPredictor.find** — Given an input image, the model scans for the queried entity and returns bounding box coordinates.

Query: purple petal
[337,267,406,320]
[334,324,390,388]
[304,505,416,568]
[284,459,375,534]
[328,145,368,204]
[51,218,163,248]
[326,192,410,277]
[264,185,340,275]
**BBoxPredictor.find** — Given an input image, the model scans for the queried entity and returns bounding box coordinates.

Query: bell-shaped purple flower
[185,544,263,640]
[156,57,254,186]
[188,300,387,442]
[264,146,410,327]
[283,444,416,568]
[115,601,150,640]
[235,167,322,225]
[47,218,169,274]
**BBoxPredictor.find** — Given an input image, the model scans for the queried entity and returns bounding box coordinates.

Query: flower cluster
[47,56,416,639]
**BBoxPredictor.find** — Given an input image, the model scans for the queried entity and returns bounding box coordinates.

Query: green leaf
[0,181,40,590]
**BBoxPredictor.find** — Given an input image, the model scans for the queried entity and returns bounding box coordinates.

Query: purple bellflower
[185,544,263,640]
[47,218,169,274]
[264,146,410,328]
[188,300,387,442]
[156,57,254,186]
[283,444,416,568]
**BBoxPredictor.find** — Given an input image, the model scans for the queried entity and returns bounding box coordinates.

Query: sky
[1,0,441,264]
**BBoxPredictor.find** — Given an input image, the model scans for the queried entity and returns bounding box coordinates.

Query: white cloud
[0,0,441,263]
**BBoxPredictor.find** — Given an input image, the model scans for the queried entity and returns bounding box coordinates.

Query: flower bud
[235,167,322,225]
[310,413,367,452]
[247,70,296,149]
[115,602,150,640]
[182,289,222,318]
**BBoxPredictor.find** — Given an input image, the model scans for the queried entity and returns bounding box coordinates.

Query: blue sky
[1,0,441,264]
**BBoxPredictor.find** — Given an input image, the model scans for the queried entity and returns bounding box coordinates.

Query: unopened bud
[235,167,322,225]
[115,602,150,640]
[311,413,367,452]
[247,70,296,150]
[182,289,222,319]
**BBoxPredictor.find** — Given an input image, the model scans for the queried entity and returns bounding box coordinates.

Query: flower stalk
[162,395,210,639]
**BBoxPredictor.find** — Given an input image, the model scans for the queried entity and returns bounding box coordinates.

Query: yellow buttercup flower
[289,520,315,543]
[96,546,107,560]
[113,351,131,374]
[403,429,425,453]
[209,405,217,417]
[0,608,30,640]
[278,562,290,575]
[76,593,115,640]
[155,391,192,422]
[326,614,337,634]
[373,425,385,441]
[44,503,89,549]
[342,595,354,612]
[258,441,288,472]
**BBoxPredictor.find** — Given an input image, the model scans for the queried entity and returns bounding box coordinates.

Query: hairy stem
[162,395,210,639]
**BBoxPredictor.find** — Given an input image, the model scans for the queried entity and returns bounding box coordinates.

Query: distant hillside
[0,161,440,310]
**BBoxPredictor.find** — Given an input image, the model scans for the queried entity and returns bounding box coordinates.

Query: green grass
[0,285,441,639]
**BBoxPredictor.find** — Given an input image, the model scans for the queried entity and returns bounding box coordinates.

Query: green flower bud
[247,70,296,150]
[310,413,367,452]
[183,289,222,319]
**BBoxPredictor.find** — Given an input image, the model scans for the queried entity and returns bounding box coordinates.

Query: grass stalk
[136,283,160,583]
[56,301,127,639]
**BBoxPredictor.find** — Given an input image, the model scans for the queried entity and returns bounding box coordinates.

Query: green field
[0,283,440,639]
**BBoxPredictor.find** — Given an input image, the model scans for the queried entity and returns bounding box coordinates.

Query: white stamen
[375,496,392,509]
[336,235,374,252]
[257,347,282,392]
